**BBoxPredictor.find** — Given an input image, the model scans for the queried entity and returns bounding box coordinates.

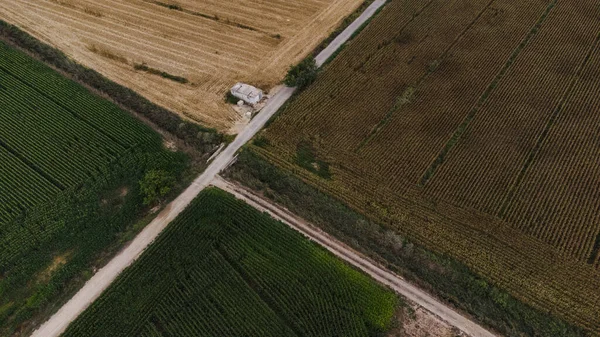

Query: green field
[0,41,188,334]
[0,41,157,219]
[63,188,397,337]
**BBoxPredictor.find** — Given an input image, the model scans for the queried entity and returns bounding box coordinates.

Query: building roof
[231,83,262,102]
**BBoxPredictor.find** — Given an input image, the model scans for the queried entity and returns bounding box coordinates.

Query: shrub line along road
[30,1,494,336]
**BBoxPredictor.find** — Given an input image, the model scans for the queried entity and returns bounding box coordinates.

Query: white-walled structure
[230,83,263,104]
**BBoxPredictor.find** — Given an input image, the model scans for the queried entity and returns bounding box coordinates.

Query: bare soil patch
[37,252,72,284]
[389,304,464,337]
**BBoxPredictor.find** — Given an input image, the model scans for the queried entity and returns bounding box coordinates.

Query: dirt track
[0,0,364,130]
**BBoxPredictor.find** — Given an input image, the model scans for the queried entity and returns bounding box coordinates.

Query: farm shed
[230,83,263,104]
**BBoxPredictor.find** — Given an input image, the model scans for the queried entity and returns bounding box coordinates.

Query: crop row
[0,42,164,222]
[145,251,295,337]
[0,68,124,187]
[0,42,157,148]
[502,39,600,261]
[425,1,600,261]
[0,146,60,224]
[63,188,396,337]
[427,0,599,211]
[0,148,142,268]
[365,0,554,187]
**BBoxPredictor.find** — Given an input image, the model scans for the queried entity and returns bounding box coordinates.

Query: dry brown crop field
[253,0,600,333]
[0,0,364,131]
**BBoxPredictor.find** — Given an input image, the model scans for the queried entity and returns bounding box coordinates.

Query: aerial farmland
[0,0,364,130]
[2,0,600,336]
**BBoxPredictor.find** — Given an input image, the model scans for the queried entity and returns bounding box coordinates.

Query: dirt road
[212,177,498,337]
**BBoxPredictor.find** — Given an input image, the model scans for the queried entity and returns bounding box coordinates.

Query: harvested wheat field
[0,0,364,130]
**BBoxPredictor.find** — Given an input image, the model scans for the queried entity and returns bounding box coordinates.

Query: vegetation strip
[357,0,495,152]
[497,31,600,217]
[133,62,188,84]
[214,177,502,337]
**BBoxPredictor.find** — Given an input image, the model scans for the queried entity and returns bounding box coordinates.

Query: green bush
[139,169,176,205]
[224,91,239,104]
[284,57,318,90]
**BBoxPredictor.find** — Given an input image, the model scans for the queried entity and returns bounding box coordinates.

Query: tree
[139,169,176,205]
[284,57,318,90]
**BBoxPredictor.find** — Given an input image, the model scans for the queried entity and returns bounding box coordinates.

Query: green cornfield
[0,41,158,220]
[63,188,397,337]
[0,41,188,334]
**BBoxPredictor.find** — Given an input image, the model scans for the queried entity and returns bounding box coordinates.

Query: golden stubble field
[0,0,364,131]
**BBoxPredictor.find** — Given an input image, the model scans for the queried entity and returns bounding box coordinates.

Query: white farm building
[230,83,263,105]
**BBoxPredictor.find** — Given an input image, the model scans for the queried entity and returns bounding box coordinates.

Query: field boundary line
[212,176,498,337]
[419,0,557,186]
[144,0,278,39]
[498,31,600,218]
